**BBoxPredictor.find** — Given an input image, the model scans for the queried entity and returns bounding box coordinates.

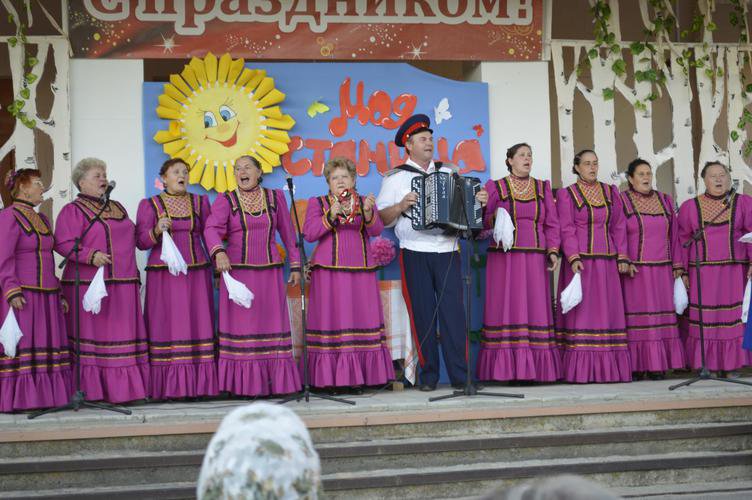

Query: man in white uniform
[377,114,487,391]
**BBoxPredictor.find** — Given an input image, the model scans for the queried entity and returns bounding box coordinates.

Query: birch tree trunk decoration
[551,42,583,188]
[0,1,71,215]
[581,0,620,184]
[659,50,696,202]
[695,45,727,183]
[725,47,752,190]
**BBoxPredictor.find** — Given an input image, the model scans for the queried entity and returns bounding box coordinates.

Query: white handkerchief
[673,277,689,315]
[560,273,583,315]
[222,271,254,309]
[743,278,752,322]
[739,232,752,243]
[493,207,515,251]
[0,308,23,358]
[83,266,108,314]
[160,231,188,276]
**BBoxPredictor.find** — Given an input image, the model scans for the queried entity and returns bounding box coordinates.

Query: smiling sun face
[153,53,295,192]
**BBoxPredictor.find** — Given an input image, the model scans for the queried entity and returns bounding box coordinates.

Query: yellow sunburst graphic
[153,52,295,192]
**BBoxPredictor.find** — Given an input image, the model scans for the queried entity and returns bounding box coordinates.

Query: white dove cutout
[434,97,452,124]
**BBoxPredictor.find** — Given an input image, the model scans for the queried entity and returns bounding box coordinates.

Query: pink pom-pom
[370,236,397,267]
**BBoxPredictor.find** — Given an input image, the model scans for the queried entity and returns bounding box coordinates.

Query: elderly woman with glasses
[54,158,148,404]
[302,157,394,395]
[0,169,72,412]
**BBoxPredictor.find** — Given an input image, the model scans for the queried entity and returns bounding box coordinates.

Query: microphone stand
[430,173,524,402]
[670,196,752,391]
[279,177,355,406]
[30,193,131,419]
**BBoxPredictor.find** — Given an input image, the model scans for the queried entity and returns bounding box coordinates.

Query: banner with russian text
[72,0,543,61]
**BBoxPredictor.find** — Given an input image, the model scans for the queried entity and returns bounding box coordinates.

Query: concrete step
[2,422,749,491]
[3,451,750,500]
[317,422,752,473]
[615,480,752,498]
[3,404,752,460]
[0,482,195,500]
[322,451,752,499]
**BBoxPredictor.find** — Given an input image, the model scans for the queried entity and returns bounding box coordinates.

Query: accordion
[410,171,483,232]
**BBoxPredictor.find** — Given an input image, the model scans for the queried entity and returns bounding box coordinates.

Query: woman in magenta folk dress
[136,159,217,400]
[54,158,149,403]
[677,161,752,375]
[620,159,686,380]
[302,157,394,394]
[555,149,632,383]
[0,169,72,412]
[476,143,561,384]
[204,155,302,397]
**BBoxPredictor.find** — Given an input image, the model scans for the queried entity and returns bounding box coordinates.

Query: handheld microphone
[724,186,737,206]
[102,181,116,202]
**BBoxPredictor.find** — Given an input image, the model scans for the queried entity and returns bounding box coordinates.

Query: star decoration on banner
[406,44,425,60]
[155,34,179,54]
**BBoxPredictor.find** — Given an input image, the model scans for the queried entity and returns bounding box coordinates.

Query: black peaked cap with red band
[394,113,433,147]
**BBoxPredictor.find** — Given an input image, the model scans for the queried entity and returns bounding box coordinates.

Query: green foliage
[3,7,37,130]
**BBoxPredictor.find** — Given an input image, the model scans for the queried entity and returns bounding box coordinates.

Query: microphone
[102,181,116,202]
[449,164,460,179]
[285,173,294,193]
[724,186,737,206]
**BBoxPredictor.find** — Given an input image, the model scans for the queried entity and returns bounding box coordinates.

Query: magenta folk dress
[476,177,562,382]
[620,189,686,372]
[555,181,632,383]
[136,192,218,400]
[302,194,394,388]
[677,192,752,371]
[0,202,72,412]
[54,195,149,403]
[204,187,301,397]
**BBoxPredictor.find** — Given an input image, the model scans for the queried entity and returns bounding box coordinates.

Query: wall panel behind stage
[469,61,552,181]
[70,59,146,216]
[70,59,147,275]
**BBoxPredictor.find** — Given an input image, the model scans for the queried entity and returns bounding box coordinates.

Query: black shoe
[647,371,666,381]
[349,386,364,395]
[419,383,437,392]
[632,371,646,381]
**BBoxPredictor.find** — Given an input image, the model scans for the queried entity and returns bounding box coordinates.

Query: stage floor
[2,371,752,442]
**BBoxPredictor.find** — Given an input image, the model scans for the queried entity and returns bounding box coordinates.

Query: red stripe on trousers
[399,249,424,367]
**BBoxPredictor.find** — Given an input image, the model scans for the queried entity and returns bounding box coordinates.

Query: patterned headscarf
[197,402,321,500]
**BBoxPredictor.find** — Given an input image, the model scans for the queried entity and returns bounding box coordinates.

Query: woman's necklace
[239,187,265,216]
[509,175,532,198]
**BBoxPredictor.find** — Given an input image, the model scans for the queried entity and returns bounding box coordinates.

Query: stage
[1,374,752,499]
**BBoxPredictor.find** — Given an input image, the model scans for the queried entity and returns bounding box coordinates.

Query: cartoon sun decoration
[153,52,295,192]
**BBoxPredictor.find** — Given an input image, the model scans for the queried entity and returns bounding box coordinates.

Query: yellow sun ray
[158,94,182,110]
[189,57,208,87]
[180,66,200,91]
[189,160,204,183]
[154,53,297,193]
[258,89,285,108]
[170,74,193,97]
[253,78,275,100]
[164,83,187,104]
[200,162,215,190]
[227,58,244,84]
[204,52,218,84]
[217,53,232,84]
[260,137,289,155]
[245,71,266,94]
[235,68,256,88]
